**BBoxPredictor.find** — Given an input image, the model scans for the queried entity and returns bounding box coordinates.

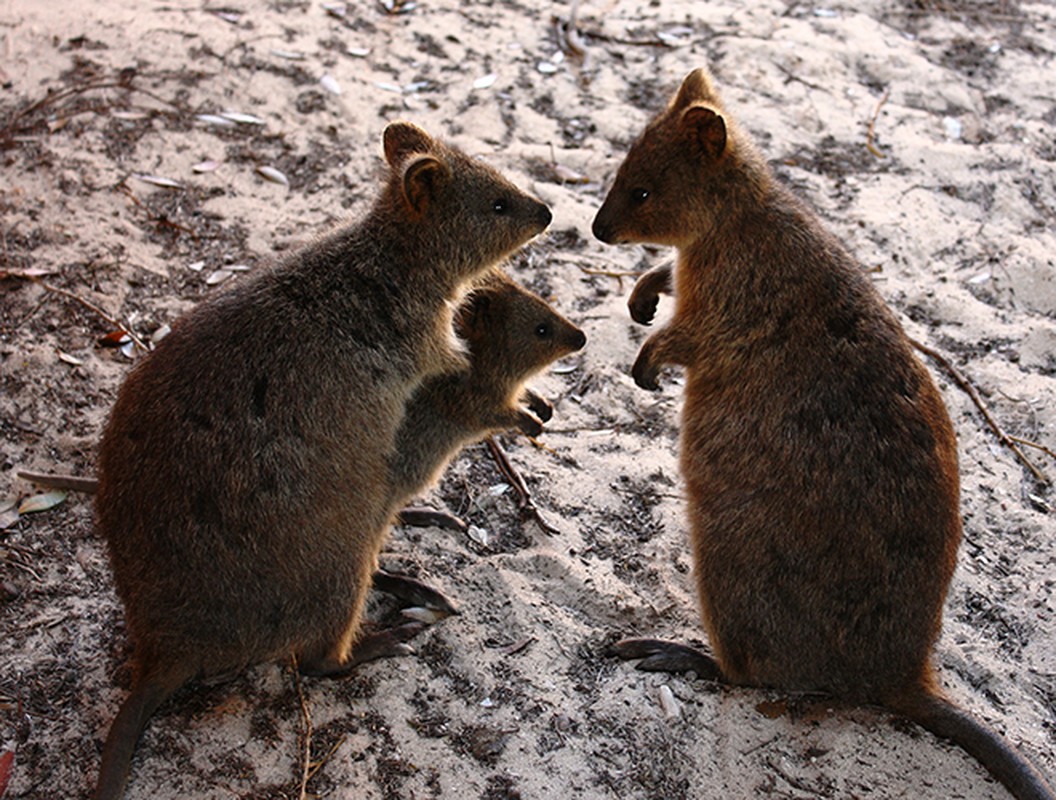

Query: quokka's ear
[383,121,435,168]
[456,291,492,336]
[680,105,728,162]
[672,68,718,111]
[401,154,451,215]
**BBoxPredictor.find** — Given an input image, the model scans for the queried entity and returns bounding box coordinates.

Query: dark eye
[631,188,649,205]
[535,322,551,338]
[493,198,508,214]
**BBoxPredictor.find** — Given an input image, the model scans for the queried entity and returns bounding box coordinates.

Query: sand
[1,0,1054,798]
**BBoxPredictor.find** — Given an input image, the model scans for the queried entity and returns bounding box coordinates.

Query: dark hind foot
[396,507,468,532]
[610,637,724,680]
[299,622,428,678]
[372,569,459,617]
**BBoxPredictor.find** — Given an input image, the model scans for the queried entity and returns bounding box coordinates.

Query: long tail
[890,690,1055,800]
[93,669,189,800]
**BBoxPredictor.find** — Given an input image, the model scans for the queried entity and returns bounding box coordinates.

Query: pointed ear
[402,154,450,215]
[458,292,491,335]
[383,121,434,168]
[681,106,727,161]
[672,68,717,111]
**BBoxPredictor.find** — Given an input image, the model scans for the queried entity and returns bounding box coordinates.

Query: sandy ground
[2,1,1055,798]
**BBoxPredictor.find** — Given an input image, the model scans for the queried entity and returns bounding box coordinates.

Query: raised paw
[523,389,554,423]
[628,290,660,326]
[517,409,544,438]
[631,349,661,391]
[610,637,723,680]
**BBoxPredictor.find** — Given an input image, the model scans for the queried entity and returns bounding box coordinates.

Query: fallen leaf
[134,173,183,189]
[192,160,220,173]
[320,73,342,95]
[206,269,233,285]
[756,698,788,719]
[219,110,266,125]
[271,48,306,60]
[256,166,289,187]
[57,351,84,366]
[473,73,498,90]
[19,491,67,515]
[98,330,132,348]
[196,114,237,127]
[0,750,13,797]
[347,46,370,57]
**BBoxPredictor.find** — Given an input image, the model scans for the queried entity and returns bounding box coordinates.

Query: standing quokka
[387,269,586,514]
[594,68,1055,800]
[90,121,551,800]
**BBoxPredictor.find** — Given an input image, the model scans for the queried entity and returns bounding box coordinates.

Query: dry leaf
[196,114,237,127]
[219,110,265,125]
[320,73,342,95]
[19,491,67,515]
[347,46,370,57]
[98,330,132,348]
[271,49,305,60]
[256,166,289,187]
[57,351,84,366]
[134,174,183,189]
[756,698,788,719]
[473,73,498,90]
[192,160,220,173]
[206,269,233,286]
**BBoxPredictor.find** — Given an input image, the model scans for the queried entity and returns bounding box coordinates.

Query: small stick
[291,657,312,800]
[910,337,1048,483]
[1007,435,1056,463]
[16,274,149,352]
[484,435,561,535]
[866,87,890,158]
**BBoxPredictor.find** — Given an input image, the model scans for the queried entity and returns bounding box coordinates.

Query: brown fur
[90,121,551,800]
[387,270,585,510]
[597,68,1054,800]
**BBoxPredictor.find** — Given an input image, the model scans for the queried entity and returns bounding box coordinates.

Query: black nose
[592,216,613,244]
[572,329,587,350]
[536,202,552,229]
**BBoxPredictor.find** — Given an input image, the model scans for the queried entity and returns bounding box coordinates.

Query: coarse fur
[90,121,551,800]
[596,68,1054,800]
[387,269,586,510]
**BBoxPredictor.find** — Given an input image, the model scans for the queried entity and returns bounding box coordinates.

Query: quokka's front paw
[517,410,545,438]
[631,348,661,391]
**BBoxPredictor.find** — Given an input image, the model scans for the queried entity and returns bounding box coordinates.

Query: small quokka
[88,121,551,800]
[387,269,586,514]
[595,68,1054,800]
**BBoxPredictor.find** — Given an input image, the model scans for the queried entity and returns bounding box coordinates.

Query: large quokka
[90,122,551,800]
[388,269,586,513]
[595,68,1054,800]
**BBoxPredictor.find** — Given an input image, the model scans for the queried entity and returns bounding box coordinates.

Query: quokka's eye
[493,198,508,214]
[631,188,650,205]
[535,323,551,338]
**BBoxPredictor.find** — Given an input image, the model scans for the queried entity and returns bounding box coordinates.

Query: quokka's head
[456,271,585,387]
[382,123,552,271]
[593,68,743,248]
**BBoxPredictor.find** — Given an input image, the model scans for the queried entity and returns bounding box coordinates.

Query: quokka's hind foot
[610,637,723,680]
[372,568,459,618]
[299,621,429,678]
[396,507,468,532]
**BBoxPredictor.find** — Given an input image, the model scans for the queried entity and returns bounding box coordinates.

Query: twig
[1007,435,1056,463]
[7,273,149,352]
[485,435,561,535]
[291,657,312,800]
[910,337,1048,483]
[774,63,827,93]
[866,87,890,158]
